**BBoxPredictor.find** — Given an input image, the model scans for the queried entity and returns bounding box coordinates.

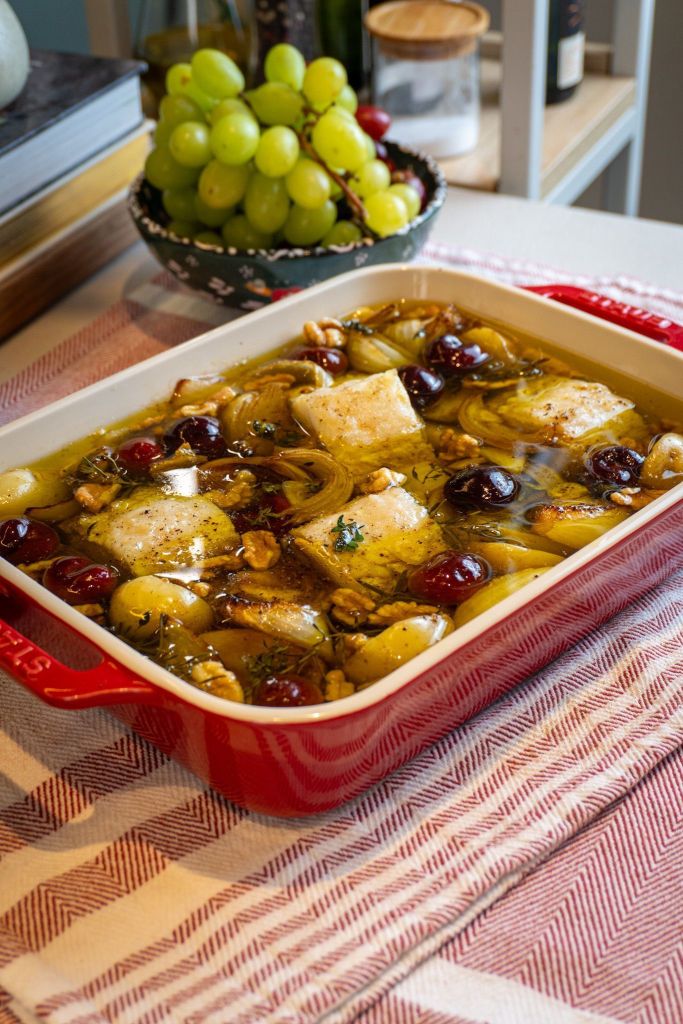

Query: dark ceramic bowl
[127,141,447,312]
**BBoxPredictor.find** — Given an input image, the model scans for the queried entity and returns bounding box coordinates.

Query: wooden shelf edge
[541,80,636,197]
[438,58,637,197]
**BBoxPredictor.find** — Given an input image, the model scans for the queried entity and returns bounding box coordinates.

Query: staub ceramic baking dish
[1,266,682,817]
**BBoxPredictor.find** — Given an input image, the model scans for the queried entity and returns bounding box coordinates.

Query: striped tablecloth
[1,244,682,1024]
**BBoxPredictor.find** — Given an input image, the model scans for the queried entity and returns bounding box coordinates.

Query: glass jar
[365,1,489,159]
[134,0,250,114]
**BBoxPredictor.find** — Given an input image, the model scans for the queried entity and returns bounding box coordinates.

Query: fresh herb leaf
[72,450,123,485]
[260,480,283,494]
[331,515,365,552]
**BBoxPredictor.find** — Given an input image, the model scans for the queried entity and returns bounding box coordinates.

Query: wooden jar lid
[365,1,490,59]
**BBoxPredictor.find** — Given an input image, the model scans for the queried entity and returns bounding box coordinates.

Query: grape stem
[239,89,372,233]
[296,132,369,227]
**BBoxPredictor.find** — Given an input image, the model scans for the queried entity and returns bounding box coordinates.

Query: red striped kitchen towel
[1,245,682,1024]
[358,746,683,1024]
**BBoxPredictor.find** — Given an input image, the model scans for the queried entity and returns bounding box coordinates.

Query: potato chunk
[290,487,445,593]
[492,376,639,442]
[290,369,433,477]
[78,488,239,575]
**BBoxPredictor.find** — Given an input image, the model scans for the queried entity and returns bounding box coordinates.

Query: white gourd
[0,1,30,109]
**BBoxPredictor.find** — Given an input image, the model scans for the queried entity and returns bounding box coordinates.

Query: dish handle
[0,612,156,710]
[525,284,683,351]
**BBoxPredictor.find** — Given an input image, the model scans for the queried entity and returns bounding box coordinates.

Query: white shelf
[439,57,637,201]
[437,0,654,215]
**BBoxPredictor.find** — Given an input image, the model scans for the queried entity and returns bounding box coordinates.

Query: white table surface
[2,187,682,385]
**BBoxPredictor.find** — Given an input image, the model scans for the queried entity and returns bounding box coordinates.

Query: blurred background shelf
[12,0,679,222]
[439,39,637,202]
[436,0,654,214]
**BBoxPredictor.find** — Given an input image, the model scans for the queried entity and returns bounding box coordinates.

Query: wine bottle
[546,0,585,104]
[317,0,370,93]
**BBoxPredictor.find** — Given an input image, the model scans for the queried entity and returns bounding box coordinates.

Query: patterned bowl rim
[127,139,448,263]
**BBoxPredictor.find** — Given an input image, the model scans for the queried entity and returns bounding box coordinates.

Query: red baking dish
[1,265,682,817]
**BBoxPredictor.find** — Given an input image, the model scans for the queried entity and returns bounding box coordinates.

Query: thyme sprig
[331,515,365,552]
[245,641,293,683]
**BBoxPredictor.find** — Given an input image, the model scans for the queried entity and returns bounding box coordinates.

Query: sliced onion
[454,568,553,627]
[461,326,518,364]
[528,502,629,549]
[346,332,413,374]
[382,318,428,355]
[171,375,226,408]
[221,596,333,658]
[264,449,354,524]
[242,359,332,390]
[467,541,563,573]
[199,449,353,524]
[222,384,292,451]
[456,392,530,448]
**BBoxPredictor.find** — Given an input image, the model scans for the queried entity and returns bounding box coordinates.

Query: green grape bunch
[143,44,423,250]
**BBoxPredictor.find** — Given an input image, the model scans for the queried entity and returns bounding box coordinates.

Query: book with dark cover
[0,50,145,215]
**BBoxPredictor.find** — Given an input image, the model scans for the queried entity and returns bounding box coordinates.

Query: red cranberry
[164,415,227,458]
[586,446,644,487]
[0,517,60,565]
[445,466,520,510]
[116,436,165,475]
[426,334,489,375]
[43,556,119,604]
[398,364,445,410]
[408,550,492,605]
[355,105,391,141]
[252,674,323,707]
[296,347,348,376]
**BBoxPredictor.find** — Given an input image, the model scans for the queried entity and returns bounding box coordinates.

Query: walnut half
[191,661,244,703]
[241,530,281,570]
[358,467,407,494]
[74,481,122,512]
[330,587,376,626]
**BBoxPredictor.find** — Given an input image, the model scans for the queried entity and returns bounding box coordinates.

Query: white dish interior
[2,264,682,723]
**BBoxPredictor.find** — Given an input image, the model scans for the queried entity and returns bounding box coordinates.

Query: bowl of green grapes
[129,44,447,311]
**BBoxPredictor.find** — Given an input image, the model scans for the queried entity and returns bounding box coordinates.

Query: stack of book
[0,50,149,339]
